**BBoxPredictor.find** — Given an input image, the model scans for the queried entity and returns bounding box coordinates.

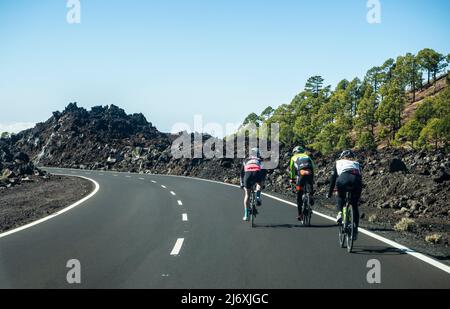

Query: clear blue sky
[1,0,449,134]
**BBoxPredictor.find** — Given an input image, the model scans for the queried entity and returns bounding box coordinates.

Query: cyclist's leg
[336,175,348,222]
[296,188,304,219]
[255,170,264,205]
[243,187,250,209]
[242,172,253,220]
[307,174,314,205]
[351,176,363,229]
[296,175,304,218]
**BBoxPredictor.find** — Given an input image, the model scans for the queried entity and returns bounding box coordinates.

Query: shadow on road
[350,246,408,256]
[254,223,336,229]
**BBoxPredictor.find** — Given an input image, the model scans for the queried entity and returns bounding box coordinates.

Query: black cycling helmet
[293,146,305,154]
[339,150,356,159]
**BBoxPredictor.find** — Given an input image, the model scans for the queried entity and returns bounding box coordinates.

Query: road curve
[0,168,449,288]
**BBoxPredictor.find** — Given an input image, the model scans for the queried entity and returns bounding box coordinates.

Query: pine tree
[376,80,406,142]
[305,76,324,98]
[417,48,446,84]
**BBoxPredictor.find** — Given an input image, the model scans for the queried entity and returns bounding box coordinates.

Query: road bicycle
[338,192,356,253]
[300,183,313,226]
[292,172,313,226]
[247,184,258,228]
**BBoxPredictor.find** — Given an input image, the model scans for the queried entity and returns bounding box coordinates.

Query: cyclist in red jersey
[240,148,266,221]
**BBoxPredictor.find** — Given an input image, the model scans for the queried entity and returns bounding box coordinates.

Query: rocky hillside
[12,103,172,172]
[0,138,46,188]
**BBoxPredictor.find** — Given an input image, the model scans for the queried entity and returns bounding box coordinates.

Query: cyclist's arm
[328,164,338,196]
[311,158,317,174]
[240,162,245,187]
[289,157,296,180]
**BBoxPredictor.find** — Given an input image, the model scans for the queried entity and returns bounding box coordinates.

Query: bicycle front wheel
[338,223,346,248]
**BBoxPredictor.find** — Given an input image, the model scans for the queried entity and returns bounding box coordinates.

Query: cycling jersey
[328,159,362,198]
[289,153,315,179]
[336,159,361,176]
[240,157,266,189]
[243,157,263,172]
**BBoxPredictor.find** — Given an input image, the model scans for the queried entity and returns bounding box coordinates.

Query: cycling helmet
[339,150,356,159]
[293,146,305,154]
[249,147,261,158]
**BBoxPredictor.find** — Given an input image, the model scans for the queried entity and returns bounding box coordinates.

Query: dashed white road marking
[139,177,145,180]
[170,191,176,196]
[170,238,184,256]
[151,180,157,183]
[161,185,167,189]
[151,174,450,275]
[113,174,118,177]
[177,200,183,206]
[99,173,104,176]
[126,175,131,178]
[182,213,188,221]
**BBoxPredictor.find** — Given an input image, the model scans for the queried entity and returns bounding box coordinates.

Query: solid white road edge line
[154,174,450,275]
[170,238,184,255]
[0,174,100,239]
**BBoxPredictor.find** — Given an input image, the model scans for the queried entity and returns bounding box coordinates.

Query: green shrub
[394,218,416,232]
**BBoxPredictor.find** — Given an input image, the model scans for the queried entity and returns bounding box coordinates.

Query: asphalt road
[0,168,449,288]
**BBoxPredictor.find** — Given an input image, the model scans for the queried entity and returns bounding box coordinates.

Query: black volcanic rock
[12,103,171,171]
[0,138,45,188]
[389,158,408,173]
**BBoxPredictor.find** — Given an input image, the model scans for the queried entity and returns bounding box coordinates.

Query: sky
[0,0,449,135]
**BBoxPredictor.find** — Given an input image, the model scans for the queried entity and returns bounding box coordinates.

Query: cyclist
[240,147,265,221]
[289,146,315,221]
[327,150,363,240]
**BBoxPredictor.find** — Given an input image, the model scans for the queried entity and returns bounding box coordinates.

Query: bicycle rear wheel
[250,191,256,228]
[301,184,312,226]
[251,205,255,228]
[302,201,311,227]
[306,207,312,226]
[346,206,354,253]
[305,184,313,226]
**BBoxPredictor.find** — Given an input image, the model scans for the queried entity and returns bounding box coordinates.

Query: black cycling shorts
[296,174,313,192]
[242,171,264,189]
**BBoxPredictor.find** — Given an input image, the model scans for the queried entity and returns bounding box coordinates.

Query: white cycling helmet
[249,147,261,158]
